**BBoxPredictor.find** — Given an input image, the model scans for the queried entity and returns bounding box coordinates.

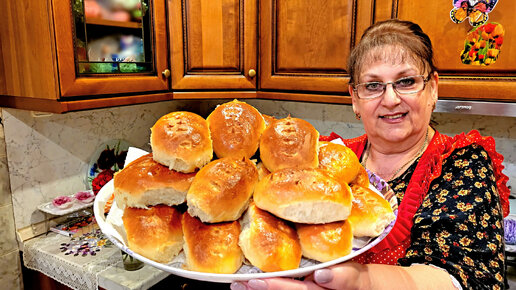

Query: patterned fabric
[321,130,508,289]
[395,145,505,289]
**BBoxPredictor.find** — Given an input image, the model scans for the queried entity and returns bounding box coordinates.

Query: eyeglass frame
[352,73,433,100]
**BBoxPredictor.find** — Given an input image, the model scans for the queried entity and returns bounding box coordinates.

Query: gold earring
[355,113,361,120]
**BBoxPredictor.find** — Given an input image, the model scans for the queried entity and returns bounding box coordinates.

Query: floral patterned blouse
[392,144,505,289]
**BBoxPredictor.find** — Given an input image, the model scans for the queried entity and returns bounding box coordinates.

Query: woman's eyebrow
[360,69,419,81]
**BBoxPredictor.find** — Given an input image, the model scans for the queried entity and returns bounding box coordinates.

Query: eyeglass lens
[356,75,426,99]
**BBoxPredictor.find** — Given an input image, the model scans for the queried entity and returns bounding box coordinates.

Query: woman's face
[350,60,438,145]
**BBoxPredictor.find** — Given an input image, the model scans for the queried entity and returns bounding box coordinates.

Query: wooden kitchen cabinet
[169,0,258,90]
[2,0,516,114]
[379,0,516,102]
[259,0,371,94]
[0,0,170,113]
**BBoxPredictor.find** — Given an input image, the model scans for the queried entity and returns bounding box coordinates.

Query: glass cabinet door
[54,0,169,97]
[72,0,154,74]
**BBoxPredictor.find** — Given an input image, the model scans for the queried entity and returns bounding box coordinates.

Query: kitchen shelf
[85,17,142,29]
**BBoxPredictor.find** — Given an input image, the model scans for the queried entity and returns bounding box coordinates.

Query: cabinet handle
[454,105,472,111]
[248,69,256,78]
[162,69,171,78]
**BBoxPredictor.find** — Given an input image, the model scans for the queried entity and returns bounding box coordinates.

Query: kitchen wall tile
[0,250,22,290]
[0,204,17,254]
[0,111,12,207]
[432,112,516,195]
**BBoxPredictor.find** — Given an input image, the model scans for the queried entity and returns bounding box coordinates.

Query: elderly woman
[231,19,509,290]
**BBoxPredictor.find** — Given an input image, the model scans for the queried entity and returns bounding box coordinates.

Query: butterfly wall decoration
[450,0,498,27]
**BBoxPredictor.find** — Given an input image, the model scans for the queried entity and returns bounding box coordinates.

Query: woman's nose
[381,83,402,106]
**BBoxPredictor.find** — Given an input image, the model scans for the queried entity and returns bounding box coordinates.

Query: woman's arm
[398,144,505,288]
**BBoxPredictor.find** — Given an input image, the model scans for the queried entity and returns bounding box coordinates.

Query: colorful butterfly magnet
[450,0,498,27]
[460,22,504,66]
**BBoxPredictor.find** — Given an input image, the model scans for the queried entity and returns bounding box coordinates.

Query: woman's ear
[349,85,360,117]
[430,71,439,104]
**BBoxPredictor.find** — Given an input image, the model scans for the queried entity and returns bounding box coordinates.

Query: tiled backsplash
[3,99,515,232]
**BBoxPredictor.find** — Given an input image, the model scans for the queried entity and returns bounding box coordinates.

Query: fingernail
[314,269,334,284]
[230,282,247,290]
[248,279,268,290]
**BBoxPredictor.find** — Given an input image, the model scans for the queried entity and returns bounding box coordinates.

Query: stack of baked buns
[110,99,395,274]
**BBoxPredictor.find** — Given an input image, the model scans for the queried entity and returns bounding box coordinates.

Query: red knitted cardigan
[320,130,510,264]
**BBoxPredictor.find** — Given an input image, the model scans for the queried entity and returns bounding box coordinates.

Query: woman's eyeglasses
[353,74,431,100]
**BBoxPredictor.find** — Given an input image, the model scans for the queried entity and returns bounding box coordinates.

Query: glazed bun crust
[122,205,183,263]
[318,141,361,184]
[350,164,370,188]
[259,116,319,172]
[261,114,276,128]
[239,203,301,272]
[207,100,266,159]
[187,156,258,223]
[114,153,196,209]
[348,185,395,237]
[181,212,243,274]
[296,220,353,262]
[254,168,353,224]
[256,162,271,181]
[150,111,213,173]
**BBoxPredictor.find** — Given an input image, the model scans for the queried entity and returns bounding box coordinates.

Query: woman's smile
[379,112,408,121]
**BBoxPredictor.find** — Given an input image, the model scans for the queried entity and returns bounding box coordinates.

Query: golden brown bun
[114,153,196,209]
[207,100,266,159]
[182,212,242,274]
[350,164,370,188]
[256,162,271,181]
[150,111,213,173]
[254,168,353,224]
[296,220,353,262]
[122,205,183,263]
[318,141,361,184]
[261,114,276,128]
[187,156,258,223]
[239,203,301,272]
[348,185,395,237]
[259,116,319,172]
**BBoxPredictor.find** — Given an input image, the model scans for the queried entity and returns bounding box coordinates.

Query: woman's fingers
[229,262,367,290]
[312,262,367,289]
[231,278,325,290]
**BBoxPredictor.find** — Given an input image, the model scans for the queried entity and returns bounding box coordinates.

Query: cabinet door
[53,0,169,97]
[390,0,516,102]
[169,0,257,90]
[260,0,367,93]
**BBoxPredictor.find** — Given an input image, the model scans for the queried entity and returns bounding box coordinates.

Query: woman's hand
[230,262,369,290]
[230,277,322,290]
[230,262,457,290]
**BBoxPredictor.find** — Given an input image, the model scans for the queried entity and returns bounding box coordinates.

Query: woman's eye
[364,82,383,91]
[396,77,416,87]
